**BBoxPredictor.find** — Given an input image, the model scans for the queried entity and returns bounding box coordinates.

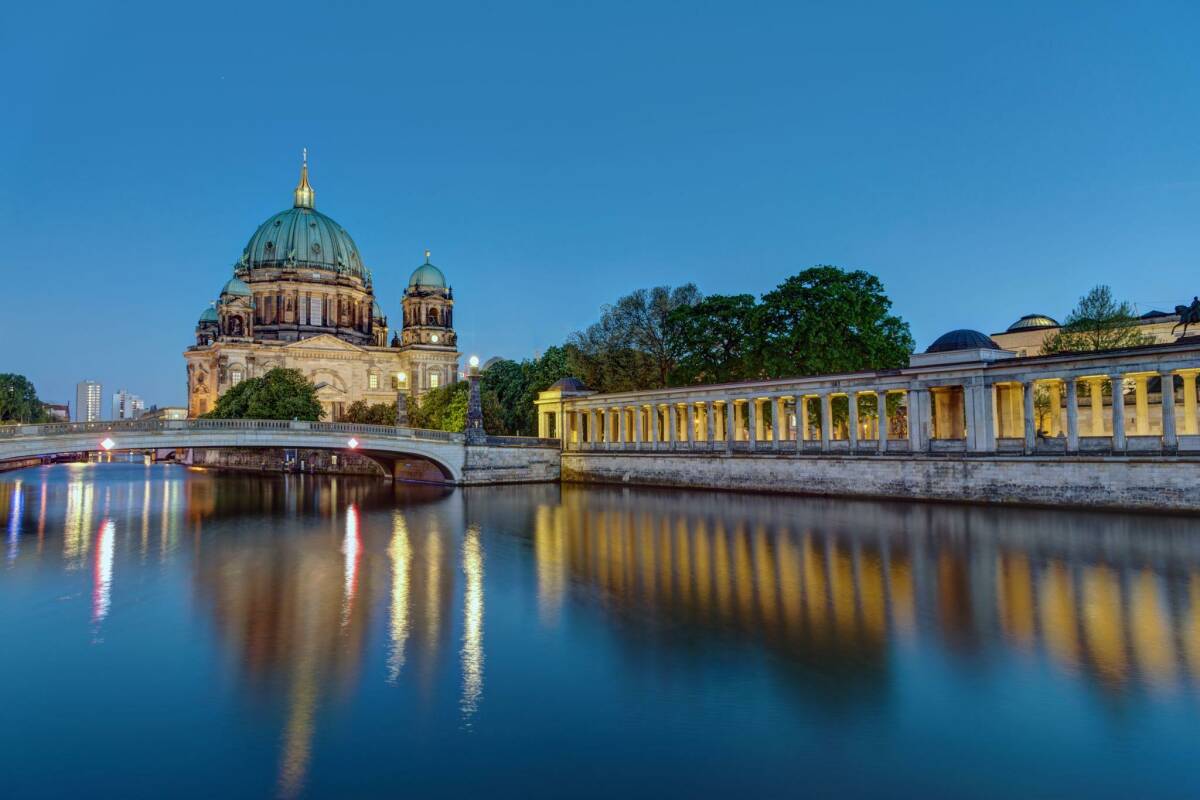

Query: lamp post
[465,356,486,444]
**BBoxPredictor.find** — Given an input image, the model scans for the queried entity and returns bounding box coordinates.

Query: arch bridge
[0,419,515,483]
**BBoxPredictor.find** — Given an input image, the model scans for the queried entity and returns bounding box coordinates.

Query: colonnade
[540,350,1200,456]
[558,388,917,454]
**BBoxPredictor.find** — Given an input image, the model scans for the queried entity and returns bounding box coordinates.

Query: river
[1,463,1198,798]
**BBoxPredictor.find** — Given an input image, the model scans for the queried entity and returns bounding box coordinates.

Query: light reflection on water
[1,463,1200,798]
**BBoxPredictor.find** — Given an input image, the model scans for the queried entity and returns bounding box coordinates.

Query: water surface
[2,463,1199,798]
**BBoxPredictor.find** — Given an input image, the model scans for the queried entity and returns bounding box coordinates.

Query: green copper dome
[372,300,385,318]
[220,277,252,297]
[239,158,369,283]
[408,251,446,289]
[199,307,218,323]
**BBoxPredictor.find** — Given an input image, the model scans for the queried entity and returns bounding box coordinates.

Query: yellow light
[469,355,480,368]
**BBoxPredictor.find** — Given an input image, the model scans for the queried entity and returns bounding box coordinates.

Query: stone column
[819,392,832,452]
[847,392,859,451]
[747,399,757,449]
[685,403,695,448]
[1183,372,1198,435]
[875,390,886,453]
[799,395,809,446]
[1110,374,1126,451]
[1162,371,1178,450]
[1088,379,1104,436]
[1134,375,1150,435]
[1023,380,1036,453]
[705,402,715,443]
[908,388,928,453]
[776,397,788,445]
[1065,379,1079,453]
[724,400,735,452]
[619,407,628,445]
[1047,381,1062,437]
[650,404,660,449]
[668,404,678,449]
[635,406,644,445]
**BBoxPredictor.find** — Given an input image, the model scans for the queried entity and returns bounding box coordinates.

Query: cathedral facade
[185,158,460,420]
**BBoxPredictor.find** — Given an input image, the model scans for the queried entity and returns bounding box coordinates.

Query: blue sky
[2,1,1198,407]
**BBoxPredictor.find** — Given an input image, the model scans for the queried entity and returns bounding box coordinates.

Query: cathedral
[185,156,460,420]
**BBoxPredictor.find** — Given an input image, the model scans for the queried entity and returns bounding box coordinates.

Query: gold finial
[424,249,431,263]
[294,149,315,209]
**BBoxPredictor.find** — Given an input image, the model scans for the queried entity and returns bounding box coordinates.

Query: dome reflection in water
[1,463,1199,798]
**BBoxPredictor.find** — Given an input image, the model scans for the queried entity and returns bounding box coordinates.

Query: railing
[0,418,465,444]
[483,435,561,448]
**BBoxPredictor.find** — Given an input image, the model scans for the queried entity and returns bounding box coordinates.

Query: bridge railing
[0,418,465,444]
[482,434,561,448]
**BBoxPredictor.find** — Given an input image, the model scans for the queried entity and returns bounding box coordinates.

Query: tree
[1041,285,1152,353]
[668,294,757,384]
[569,284,702,391]
[343,400,398,426]
[0,374,49,424]
[205,368,323,420]
[478,348,576,435]
[754,266,913,378]
[409,382,468,432]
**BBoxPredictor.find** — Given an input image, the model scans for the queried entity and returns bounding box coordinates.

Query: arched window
[230,368,243,386]
[428,307,439,325]
[368,371,379,389]
[429,371,440,389]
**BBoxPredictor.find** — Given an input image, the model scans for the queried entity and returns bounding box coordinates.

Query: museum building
[185,157,459,419]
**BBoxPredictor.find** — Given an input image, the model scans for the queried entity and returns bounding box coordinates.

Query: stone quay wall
[191,447,387,477]
[560,451,1200,511]
[461,445,561,485]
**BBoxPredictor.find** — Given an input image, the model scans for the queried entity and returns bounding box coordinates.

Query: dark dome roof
[547,377,589,392]
[926,329,1001,353]
[1006,313,1059,332]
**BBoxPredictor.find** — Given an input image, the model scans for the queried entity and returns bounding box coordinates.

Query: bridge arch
[0,419,467,484]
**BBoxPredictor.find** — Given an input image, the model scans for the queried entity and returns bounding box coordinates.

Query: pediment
[283,334,366,353]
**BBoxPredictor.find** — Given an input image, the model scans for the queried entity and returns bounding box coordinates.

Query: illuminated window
[230,369,243,385]
[430,372,440,389]
[368,372,379,389]
[393,372,407,389]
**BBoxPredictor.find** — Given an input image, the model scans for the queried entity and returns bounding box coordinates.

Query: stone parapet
[561,451,1200,511]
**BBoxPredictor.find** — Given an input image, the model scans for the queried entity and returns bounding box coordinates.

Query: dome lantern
[293,148,314,209]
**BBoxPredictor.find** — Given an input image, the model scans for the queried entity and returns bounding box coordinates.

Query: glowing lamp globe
[100,438,115,451]
[469,355,480,368]
[347,438,359,449]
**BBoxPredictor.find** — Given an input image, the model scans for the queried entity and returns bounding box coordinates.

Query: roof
[925,329,1000,353]
[1006,313,1059,332]
[199,307,218,323]
[221,277,252,297]
[408,252,447,289]
[547,377,590,391]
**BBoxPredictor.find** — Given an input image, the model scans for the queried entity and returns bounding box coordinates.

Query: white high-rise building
[74,380,103,422]
[111,389,144,421]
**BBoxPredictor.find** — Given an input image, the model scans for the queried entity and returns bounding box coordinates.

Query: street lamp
[347,437,359,449]
[100,437,115,451]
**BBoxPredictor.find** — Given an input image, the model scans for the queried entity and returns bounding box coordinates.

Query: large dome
[238,158,369,282]
[926,329,1000,353]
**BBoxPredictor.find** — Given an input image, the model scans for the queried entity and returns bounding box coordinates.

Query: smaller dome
[372,300,385,319]
[221,277,252,297]
[199,307,218,323]
[1006,313,1059,332]
[408,251,446,289]
[926,329,1000,353]
[547,377,590,392]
